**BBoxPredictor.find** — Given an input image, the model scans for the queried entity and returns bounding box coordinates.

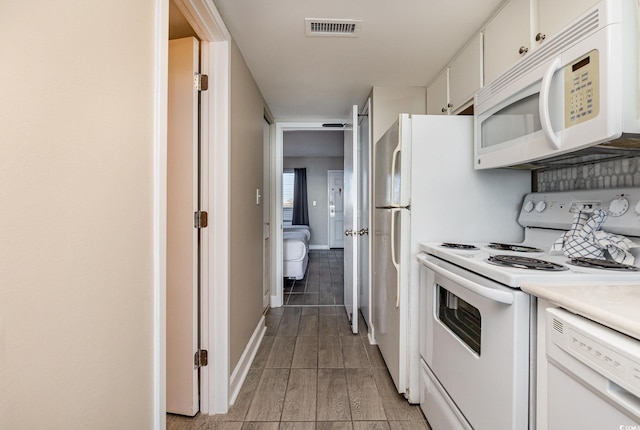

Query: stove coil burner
[487,242,544,253]
[440,242,479,250]
[487,255,568,271]
[568,257,640,271]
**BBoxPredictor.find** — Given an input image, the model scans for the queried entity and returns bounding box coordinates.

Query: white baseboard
[368,332,377,345]
[229,315,266,405]
[309,244,330,250]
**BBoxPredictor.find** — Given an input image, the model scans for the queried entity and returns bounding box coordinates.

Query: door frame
[273,122,345,308]
[155,0,231,426]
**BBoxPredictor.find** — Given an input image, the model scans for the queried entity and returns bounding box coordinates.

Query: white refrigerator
[372,114,531,403]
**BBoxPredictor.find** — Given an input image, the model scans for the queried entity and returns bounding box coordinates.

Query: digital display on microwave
[572,56,590,72]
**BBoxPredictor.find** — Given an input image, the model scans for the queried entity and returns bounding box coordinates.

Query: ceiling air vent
[305,18,363,37]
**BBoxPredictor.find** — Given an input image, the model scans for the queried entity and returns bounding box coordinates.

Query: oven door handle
[418,256,514,305]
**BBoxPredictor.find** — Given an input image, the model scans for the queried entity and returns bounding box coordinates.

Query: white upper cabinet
[426,68,449,115]
[484,0,601,85]
[483,0,532,85]
[536,0,599,47]
[449,33,483,113]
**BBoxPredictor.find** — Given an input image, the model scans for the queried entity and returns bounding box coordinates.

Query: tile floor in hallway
[284,250,345,306]
[167,250,431,430]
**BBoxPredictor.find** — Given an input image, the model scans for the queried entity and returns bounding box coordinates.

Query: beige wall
[370,87,427,144]
[283,157,344,247]
[229,41,267,370]
[0,1,157,429]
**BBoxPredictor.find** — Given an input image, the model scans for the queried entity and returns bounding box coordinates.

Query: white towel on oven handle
[551,209,637,265]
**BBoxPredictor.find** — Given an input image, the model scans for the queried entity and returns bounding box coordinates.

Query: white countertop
[521,282,640,341]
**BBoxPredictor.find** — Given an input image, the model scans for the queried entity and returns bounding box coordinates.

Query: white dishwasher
[546,307,640,429]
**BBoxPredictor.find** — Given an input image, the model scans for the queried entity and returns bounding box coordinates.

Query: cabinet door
[426,68,449,115]
[536,0,598,46]
[449,33,483,113]
[483,0,531,85]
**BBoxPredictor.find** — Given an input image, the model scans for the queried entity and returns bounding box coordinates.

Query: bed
[283,225,310,280]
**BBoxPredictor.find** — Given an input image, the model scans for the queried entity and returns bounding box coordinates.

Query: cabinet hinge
[194,211,208,228]
[194,349,208,368]
[194,73,209,91]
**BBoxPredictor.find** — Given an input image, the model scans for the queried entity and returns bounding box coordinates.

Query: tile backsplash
[536,156,640,192]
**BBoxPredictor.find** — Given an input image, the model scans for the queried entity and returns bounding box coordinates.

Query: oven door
[418,254,531,430]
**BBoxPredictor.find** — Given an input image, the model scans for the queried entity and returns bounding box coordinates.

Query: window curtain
[292,168,309,225]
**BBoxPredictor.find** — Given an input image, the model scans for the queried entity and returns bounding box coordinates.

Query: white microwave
[474,0,640,170]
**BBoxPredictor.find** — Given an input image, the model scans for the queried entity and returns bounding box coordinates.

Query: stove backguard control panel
[518,187,640,236]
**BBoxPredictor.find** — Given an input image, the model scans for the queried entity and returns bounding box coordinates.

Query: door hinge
[194,73,208,91]
[194,211,208,228]
[194,349,208,368]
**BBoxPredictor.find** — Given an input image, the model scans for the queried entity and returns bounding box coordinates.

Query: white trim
[309,244,331,250]
[229,316,266,405]
[153,1,169,429]
[198,39,211,416]
[172,0,231,41]
[208,38,231,415]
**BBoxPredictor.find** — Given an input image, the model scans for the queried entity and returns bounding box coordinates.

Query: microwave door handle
[419,258,514,305]
[390,208,401,307]
[539,57,562,150]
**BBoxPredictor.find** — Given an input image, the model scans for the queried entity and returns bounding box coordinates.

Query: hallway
[167,250,430,429]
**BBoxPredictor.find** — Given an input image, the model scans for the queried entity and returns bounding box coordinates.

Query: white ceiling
[211,0,506,122]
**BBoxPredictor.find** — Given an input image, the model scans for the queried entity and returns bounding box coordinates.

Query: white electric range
[417,187,640,430]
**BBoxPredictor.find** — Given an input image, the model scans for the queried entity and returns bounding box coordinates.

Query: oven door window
[437,284,481,355]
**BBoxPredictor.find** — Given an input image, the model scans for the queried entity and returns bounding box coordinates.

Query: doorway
[166,35,201,416]
[281,130,344,306]
[160,0,232,421]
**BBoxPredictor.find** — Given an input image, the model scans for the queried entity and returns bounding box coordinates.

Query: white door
[327,170,344,248]
[358,100,371,330]
[167,37,199,416]
[263,119,271,310]
[343,105,359,333]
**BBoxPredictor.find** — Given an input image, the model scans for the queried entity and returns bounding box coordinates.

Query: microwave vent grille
[477,8,600,106]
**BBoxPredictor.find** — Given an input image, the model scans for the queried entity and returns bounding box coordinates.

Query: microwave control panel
[564,50,600,127]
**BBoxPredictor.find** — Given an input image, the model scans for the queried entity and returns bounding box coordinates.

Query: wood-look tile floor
[168,250,431,430]
[284,250,344,306]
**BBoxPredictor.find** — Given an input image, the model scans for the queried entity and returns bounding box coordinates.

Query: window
[283,170,294,208]
[283,170,294,224]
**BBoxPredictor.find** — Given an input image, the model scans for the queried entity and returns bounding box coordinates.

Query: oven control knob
[634,201,640,215]
[523,201,534,212]
[535,201,547,213]
[609,197,629,217]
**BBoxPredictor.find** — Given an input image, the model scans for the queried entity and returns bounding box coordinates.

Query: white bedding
[283,225,311,241]
[283,227,310,280]
[283,231,308,260]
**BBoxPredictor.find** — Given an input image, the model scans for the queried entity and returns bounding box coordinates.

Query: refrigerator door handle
[390,208,401,307]
[390,143,401,207]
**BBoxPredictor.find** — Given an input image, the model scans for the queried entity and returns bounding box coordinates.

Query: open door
[343,105,359,333]
[358,100,371,331]
[167,37,200,416]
